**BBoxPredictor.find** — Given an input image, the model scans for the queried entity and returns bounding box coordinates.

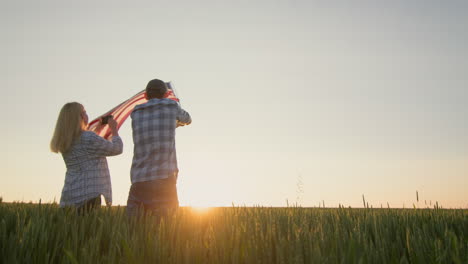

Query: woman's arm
[108,117,119,138]
[85,118,123,157]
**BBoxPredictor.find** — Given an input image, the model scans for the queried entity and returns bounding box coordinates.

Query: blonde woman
[51,102,123,213]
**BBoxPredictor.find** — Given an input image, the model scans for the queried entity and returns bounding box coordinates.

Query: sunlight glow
[189,206,213,214]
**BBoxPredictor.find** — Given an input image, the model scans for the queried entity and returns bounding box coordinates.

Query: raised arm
[85,118,123,156]
[176,105,191,127]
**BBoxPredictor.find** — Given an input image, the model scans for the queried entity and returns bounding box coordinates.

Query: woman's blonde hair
[50,102,87,153]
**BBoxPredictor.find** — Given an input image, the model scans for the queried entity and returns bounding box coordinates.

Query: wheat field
[1,202,467,263]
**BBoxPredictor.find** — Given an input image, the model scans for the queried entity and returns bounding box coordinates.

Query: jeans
[126,175,179,217]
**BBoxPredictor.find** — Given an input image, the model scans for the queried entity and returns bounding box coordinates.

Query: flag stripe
[88,83,179,139]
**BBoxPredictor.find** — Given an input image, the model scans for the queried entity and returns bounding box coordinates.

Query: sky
[1,0,467,208]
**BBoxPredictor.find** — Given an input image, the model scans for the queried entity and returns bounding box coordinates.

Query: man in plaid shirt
[127,79,191,216]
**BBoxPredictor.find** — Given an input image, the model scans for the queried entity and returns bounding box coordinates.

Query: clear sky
[1,0,467,208]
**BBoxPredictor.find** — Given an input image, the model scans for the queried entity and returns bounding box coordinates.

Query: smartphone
[101,115,113,125]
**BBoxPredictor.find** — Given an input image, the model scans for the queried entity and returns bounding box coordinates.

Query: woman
[50,102,123,212]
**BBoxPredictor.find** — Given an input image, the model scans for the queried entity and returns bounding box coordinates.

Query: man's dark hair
[146,79,167,99]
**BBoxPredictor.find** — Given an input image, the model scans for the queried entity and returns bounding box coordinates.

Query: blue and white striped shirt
[59,131,123,207]
[130,98,191,184]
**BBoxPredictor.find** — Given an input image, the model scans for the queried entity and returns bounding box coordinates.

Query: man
[127,79,191,216]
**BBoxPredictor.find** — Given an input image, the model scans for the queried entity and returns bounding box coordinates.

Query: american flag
[88,82,179,139]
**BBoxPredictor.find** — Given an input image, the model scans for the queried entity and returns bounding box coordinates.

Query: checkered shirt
[130,98,191,184]
[59,131,123,207]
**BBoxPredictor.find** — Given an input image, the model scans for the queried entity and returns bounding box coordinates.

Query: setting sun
[189,206,213,214]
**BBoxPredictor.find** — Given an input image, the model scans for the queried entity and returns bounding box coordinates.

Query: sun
[189,206,213,214]
[179,197,214,207]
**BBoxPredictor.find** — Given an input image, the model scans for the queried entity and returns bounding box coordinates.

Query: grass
[0,202,467,263]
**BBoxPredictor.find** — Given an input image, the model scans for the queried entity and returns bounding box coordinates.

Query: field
[1,202,467,263]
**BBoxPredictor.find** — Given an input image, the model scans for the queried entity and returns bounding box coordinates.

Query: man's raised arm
[176,105,191,127]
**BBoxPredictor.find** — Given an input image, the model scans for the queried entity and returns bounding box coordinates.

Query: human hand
[107,117,118,131]
[176,120,186,127]
[94,122,106,133]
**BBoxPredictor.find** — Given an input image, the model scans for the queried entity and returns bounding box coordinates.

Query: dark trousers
[126,176,179,217]
[76,196,101,215]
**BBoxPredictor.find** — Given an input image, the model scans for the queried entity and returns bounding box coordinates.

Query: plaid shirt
[130,98,191,184]
[59,131,123,207]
